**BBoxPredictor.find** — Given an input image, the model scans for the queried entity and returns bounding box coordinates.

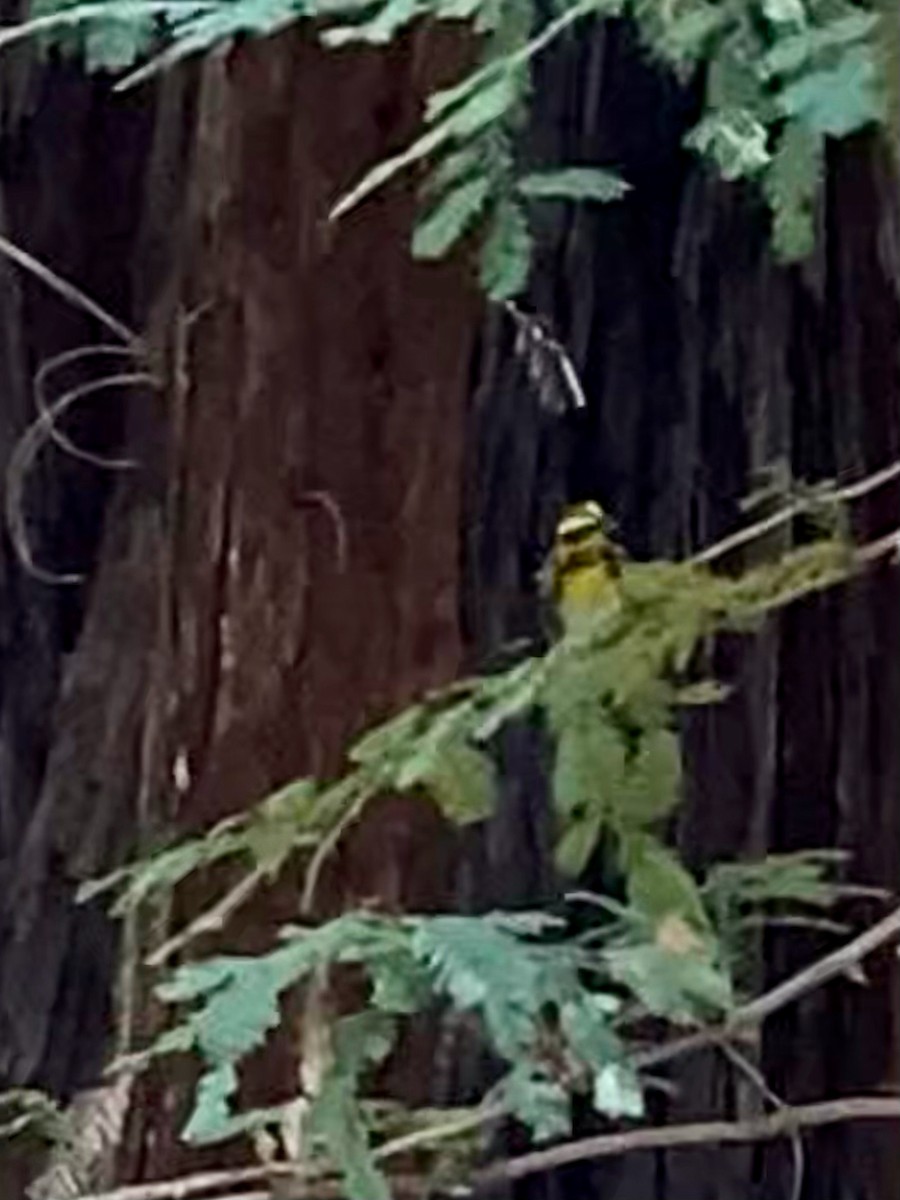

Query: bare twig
[55,1164,304,1200]
[33,373,144,471]
[294,490,349,574]
[68,1166,428,1200]
[5,371,155,583]
[145,865,270,968]
[691,459,900,567]
[0,233,140,346]
[34,345,146,467]
[300,785,372,914]
[714,1038,804,1200]
[854,527,900,565]
[373,1101,504,1163]
[476,1096,900,1185]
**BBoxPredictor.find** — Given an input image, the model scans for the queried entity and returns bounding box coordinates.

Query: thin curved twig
[295,489,349,574]
[34,345,146,467]
[5,371,155,583]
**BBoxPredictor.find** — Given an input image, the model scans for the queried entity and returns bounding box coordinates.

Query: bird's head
[554,500,613,553]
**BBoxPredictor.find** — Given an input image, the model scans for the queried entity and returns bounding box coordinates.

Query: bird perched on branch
[544,499,625,634]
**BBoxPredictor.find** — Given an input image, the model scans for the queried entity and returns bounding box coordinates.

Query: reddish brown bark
[117,29,479,1182]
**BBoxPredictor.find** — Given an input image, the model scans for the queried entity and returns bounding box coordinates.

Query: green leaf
[321,0,422,45]
[630,0,724,68]
[330,1011,397,1079]
[473,656,546,741]
[85,13,155,70]
[550,703,627,875]
[368,953,431,1013]
[479,200,532,299]
[420,739,497,824]
[447,71,523,139]
[182,1064,238,1144]
[411,916,540,1059]
[553,714,625,816]
[604,941,732,1023]
[119,1021,196,1073]
[761,0,805,27]
[412,175,492,260]
[614,728,682,828]
[554,812,604,877]
[703,850,847,911]
[309,1078,390,1200]
[116,0,301,87]
[349,705,425,767]
[592,1062,644,1119]
[778,45,885,137]
[517,166,630,203]
[244,778,319,873]
[501,1065,571,1141]
[155,956,246,1004]
[622,837,709,931]
[763,120,824,260]
[761,12,879,78]
[422,144,486,197]
[685,109,771,180]
[0,1089,65,1145]
[559,993,621,1068]
[306,1013,397,1200]
[78,823,243,914]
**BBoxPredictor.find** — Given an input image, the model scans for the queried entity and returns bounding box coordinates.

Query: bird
[545,499,625,634]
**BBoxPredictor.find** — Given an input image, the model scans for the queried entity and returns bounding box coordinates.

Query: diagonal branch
[690,458,900,567]
[476,1097,900,1186]
[636,903,900,1071]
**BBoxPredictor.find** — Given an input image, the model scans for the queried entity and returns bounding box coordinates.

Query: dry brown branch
[476,1096,900,1185]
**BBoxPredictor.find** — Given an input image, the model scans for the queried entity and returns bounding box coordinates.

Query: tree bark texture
[0,15,897,1200]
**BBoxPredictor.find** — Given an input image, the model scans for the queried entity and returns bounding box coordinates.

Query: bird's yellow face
[550,500,623,629]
